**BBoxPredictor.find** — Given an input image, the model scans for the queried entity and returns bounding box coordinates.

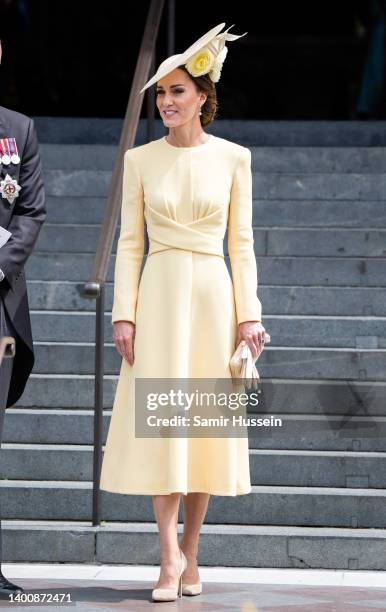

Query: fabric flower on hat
[185,47,215,77]
[185,24,241,84]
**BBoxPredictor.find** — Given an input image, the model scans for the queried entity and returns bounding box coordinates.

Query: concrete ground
[0,564,386,611]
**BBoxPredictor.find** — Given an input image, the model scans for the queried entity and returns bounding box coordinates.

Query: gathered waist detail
[146,204,225,258]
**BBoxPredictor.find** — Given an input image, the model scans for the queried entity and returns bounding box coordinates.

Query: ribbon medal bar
[0,137,20,165]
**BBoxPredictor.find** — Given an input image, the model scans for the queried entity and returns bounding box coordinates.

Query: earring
[199,108,202,115]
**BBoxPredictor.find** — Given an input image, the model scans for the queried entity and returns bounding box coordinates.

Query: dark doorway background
[0,0,382,119]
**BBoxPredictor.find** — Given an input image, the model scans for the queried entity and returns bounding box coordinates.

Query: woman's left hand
[236,321,267,360]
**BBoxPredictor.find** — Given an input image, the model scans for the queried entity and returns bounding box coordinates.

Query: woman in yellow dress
[99,23,267,602]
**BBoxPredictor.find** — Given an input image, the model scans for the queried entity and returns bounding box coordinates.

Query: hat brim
[139,22,226,94]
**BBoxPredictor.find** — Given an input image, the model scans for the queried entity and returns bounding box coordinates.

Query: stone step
[43,170,110,197]
[1,480,385,528]
[35,224,386,258]
[5,410,385,451]
[41,144,117,170]
[15,375,117,408]
[249,147,386,173]
[44,196,386,227]
[15,377,386,416]
[261,229,386,258]
[35,224,118,254]
[249,450,385,488]
[1,444,385,488]
[45,197,106,224]
[32,341,386,379]
[3,519,386,568]
[25,253,386,284]
[26,281,386,316]
[255,200,386,229]
[41,170,386,200]
[40,143,386,172]
[33,117,386,146]
[255,173,386,201]
[30,311,386,348]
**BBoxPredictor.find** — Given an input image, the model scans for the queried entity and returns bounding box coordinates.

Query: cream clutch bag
[229,333,271,389]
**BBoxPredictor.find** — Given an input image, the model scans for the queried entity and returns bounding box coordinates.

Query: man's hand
[113,320,136,366]
[236,321,266,360]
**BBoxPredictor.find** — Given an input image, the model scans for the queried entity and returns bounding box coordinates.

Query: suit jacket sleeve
[228,147,262,325]
[112,150,145,324]
[0,118,46,284]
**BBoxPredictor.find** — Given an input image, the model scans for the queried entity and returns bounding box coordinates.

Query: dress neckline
[162,134,213,150]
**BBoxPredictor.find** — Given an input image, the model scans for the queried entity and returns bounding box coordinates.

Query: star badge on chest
[0,173,21,204]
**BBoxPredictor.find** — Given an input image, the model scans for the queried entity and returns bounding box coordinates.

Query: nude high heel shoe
[182,581,203,596]
[152,548,187,602]
[181,553,202,596]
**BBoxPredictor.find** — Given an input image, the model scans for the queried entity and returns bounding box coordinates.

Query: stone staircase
[1,119,386,569]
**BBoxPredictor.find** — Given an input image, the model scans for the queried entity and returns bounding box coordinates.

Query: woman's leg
[152,493,183,589]
[179,493,210,583]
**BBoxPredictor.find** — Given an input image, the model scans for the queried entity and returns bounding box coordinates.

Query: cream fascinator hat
[139,22,247,94]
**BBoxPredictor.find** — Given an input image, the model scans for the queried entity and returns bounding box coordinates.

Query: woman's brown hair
[179,65,219,127]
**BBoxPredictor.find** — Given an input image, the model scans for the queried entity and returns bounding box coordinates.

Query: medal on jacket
[0,138,20,165]
[0,173,21,204]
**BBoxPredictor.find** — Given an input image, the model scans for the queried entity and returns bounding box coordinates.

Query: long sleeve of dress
[227,147,262,324]
[112,150,145,324]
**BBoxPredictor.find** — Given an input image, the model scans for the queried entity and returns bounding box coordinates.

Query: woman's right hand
[113,320,136,366]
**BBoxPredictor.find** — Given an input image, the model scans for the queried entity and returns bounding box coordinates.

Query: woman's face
[156,68,207,127]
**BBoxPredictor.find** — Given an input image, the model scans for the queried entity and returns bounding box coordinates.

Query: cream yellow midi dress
[99,134,263,496]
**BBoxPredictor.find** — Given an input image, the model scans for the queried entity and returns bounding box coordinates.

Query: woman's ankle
[179,542,198,560]
[160,548,183,565]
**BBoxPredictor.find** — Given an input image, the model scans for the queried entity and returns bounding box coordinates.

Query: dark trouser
[0,293,15,565]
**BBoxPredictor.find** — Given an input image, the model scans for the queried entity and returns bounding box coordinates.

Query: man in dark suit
[0,39,46,595]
